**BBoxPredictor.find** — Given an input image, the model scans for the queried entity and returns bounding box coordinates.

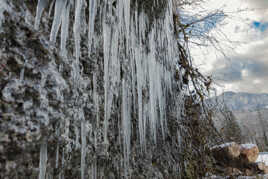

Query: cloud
[210,34,268,93]
[212,60,244,82]
[246,0,268,21]
[187,0,268,93]
[184,0,268,93]
[246,0,268,8]
[212,57,268,81]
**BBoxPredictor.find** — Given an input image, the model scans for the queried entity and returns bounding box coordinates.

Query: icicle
[74,0,83,61]
[135,40,145,148]
[60,1,71,57]
[88,0,97,54]
[39,140,48,179]
[122,79,131,178]
[93,74,100,128]
[156,62,166,138]
[110,20,120,90]
[55,128,60,170]
[50,0,67,43]
[148,29,157,142]
[75,126,80,149]
[63,116,70,144]
[20,68,25,82]
[117,0,124,34]
[135,10,148,148]
[48,0,55,17]
[60,149,65,179]
[123,0,130,49]
[103,4,112,144]
[35,0,48,30]
[81,119,86,179]
[56,143,59,169]
[91,130,98,179]
[91,159,97,179]
[130,19,136,116]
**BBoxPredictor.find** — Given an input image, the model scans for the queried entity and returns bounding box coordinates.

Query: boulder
[211,143,266,176]
[240,144,259,164]
[245,162,266,174]
[255,162,266,171]
[211,142,241,164]
[264,166,268,174]
[245,168,254,176]
[225,167,242,176]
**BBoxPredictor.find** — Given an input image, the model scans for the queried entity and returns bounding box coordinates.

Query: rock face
[0,0,217,179]
[240,144,259,164]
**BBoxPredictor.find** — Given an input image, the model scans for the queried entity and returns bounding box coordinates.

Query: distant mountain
[214,91,268,111]
[211,91,268,144]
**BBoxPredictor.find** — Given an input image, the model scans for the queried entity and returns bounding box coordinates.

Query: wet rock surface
[0,1,185,178]
[0,2,69,178]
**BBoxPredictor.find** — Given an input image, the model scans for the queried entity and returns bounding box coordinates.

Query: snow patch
[256,152,268,166]
[240,143,257,150]
[211,142,235,150]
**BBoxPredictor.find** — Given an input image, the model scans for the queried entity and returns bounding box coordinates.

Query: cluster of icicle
[35,0,184,178]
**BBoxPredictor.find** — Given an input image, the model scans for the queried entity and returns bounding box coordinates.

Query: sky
[185,0,268,94]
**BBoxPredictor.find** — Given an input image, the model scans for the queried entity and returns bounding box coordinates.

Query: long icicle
[34,0,48,30]
[122,79,131,178]
[103,1,112,144]
[38,140,48,179]
[60,0,71,57]
[74,0,83,62]
[88,0,97,54]
[148,28,157,142]
[50,0,67,43]
[81,117,86,179]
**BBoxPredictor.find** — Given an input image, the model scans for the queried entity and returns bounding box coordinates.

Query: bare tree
[256,107,268,151]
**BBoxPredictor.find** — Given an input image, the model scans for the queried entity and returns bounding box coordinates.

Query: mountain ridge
[214,91,268,111]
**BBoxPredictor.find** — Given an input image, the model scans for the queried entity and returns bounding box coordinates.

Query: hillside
[216,91,268,111]
[212,91,268,149]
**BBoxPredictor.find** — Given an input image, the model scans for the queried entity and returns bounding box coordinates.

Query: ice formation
[33,0,184,178]
[39,141,48,179]
[35,0,49,30]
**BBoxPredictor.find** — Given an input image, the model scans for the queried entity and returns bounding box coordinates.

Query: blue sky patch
[179,11,225,37]
[252,21,268,32]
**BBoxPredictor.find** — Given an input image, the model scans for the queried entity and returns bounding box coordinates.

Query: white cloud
[188,0,268,93]
[246,0,268,21]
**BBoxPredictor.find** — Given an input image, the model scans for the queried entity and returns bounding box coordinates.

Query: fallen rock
[210,143,268,176]
[211,142,241,164]
[264,166,268,174]
[204,174,268,179]
[240,144,259,164]
[245,168,254,176]
[255,162,266,171]
[225,167,242,176]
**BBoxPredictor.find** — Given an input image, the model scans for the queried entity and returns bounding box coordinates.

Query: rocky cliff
[0,0,216,178]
